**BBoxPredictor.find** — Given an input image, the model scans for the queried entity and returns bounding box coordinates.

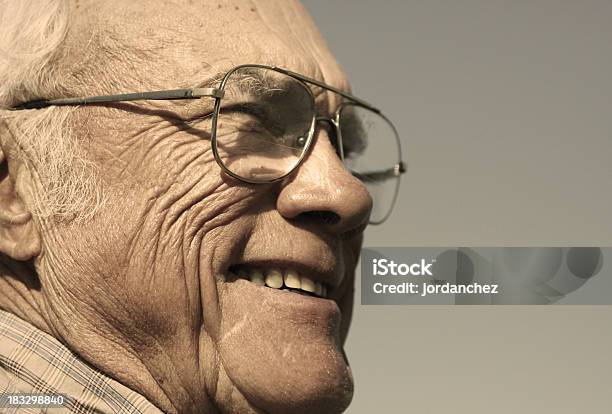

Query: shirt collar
[0,309,163,413]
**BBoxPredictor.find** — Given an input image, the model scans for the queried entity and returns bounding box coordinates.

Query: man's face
[38,1,371,413]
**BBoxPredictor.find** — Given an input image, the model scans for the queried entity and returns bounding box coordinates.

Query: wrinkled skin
[0,1,372,413]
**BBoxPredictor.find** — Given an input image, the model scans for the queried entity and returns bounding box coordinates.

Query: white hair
[0,0,103,220]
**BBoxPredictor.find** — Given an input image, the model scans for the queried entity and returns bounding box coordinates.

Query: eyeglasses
[12,64,405,224]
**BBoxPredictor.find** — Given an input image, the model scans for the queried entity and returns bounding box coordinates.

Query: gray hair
[0,0,103,220]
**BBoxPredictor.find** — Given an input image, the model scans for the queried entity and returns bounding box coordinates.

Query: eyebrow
[197,67,379,117]
[195,68,291,96]
[193,70,227,89]
[195,66,350,96]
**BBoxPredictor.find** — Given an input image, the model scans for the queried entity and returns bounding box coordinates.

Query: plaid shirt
[0,310,163,413]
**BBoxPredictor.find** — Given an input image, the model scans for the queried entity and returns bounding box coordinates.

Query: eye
[223,102,285,137]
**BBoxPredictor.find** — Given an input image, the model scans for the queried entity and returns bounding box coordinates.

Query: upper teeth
[236,267,328,298]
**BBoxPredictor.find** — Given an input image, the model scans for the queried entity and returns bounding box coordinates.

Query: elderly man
[0,0,403,413]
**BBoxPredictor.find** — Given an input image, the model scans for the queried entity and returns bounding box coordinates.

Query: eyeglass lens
[214,66,400,223]
[337,104,401,223]
[214,66,315,182]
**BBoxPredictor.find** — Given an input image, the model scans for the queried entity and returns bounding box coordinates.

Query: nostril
[296,210,341,226]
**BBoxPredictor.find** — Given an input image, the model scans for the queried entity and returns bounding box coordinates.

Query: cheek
[43,122,268,343]
[97,166,257,336]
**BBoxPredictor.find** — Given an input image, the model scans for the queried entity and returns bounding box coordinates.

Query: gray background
[301,1,612,413]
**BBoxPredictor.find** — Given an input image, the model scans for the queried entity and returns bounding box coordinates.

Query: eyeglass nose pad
[296,135,308,148]
[315,117,342,159]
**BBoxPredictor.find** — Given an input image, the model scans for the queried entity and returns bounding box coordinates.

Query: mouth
[229,265,330,299]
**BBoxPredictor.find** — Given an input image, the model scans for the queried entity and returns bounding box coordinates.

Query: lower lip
[227,278,341,320]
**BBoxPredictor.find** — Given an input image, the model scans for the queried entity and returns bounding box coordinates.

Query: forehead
[64,0,350,103]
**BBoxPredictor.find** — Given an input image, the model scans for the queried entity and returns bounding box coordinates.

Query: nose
[276,126,373,235]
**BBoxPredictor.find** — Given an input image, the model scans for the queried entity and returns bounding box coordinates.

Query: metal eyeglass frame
[11,63,406,224]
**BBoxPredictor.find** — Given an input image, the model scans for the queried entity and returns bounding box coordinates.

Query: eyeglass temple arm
[351,162,406,182]
[12,88,224,110]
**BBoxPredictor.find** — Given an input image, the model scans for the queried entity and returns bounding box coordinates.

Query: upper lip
[230,258,342,291]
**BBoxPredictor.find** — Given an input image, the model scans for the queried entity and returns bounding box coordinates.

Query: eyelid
[221,102,285,135]
[223,102,270,120]
[182,102,266,125]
